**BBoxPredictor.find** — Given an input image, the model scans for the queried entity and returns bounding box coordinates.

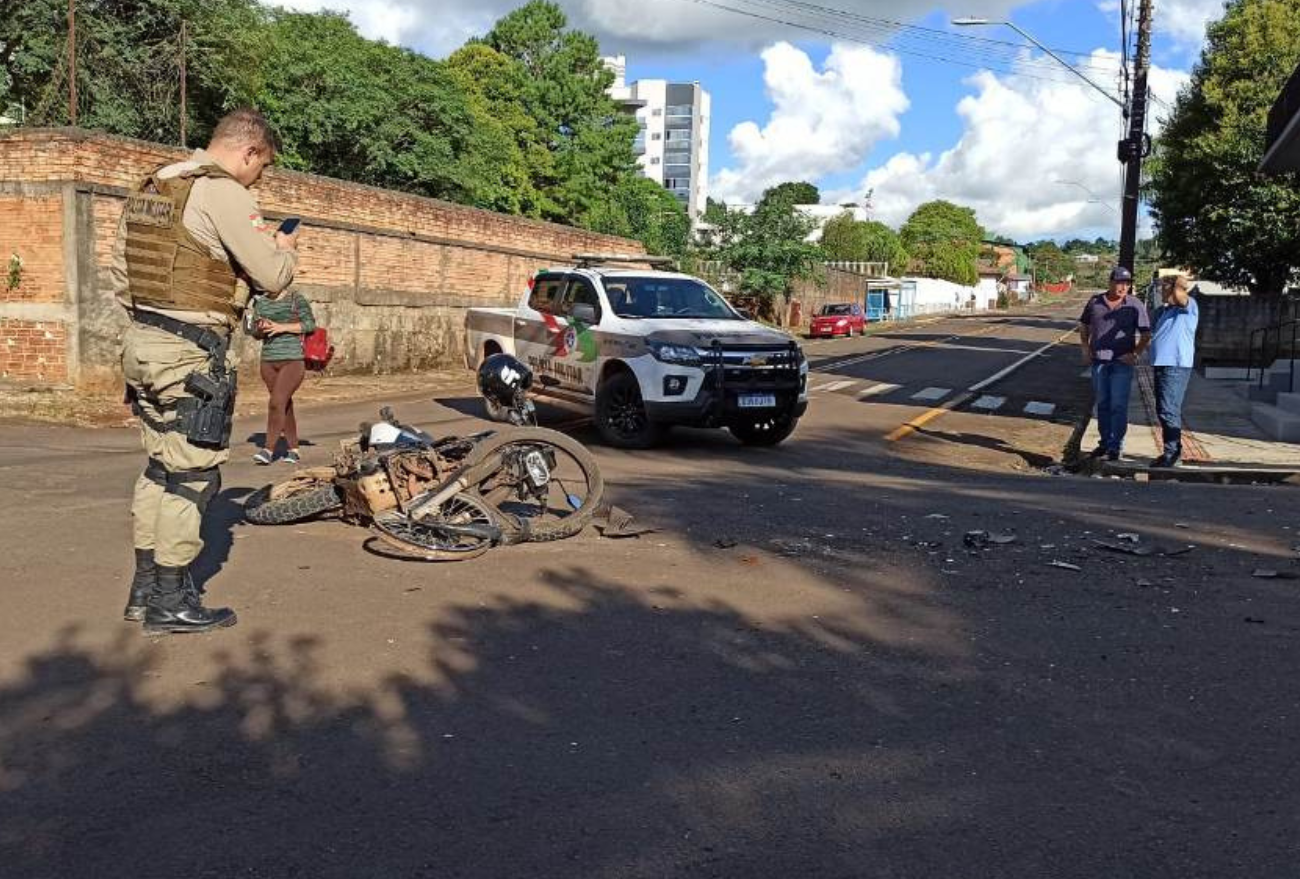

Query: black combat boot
[143,565,238,635]
[123,548,158,622]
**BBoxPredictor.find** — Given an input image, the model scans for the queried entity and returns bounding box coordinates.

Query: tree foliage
[1149,0,1300,294]
[0,0,679,253]
[1026,241,1073,284]
[820,212,909,272]
[759,181,821,207]
[0,0,263,142]
[899,200,984,285]
[699,183,823,314]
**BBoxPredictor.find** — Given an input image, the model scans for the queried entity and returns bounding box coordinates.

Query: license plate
[738,393,777,409]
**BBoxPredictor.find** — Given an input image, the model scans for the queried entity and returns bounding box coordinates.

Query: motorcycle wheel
[369,492,498,562]
[460,427,605,544]
[244,482,342,525]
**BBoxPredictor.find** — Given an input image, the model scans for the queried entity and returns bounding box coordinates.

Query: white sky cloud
[710,42,909,204]
[834,49,1189,241]
[1100,0,1226,50]
[271,0,1020,57]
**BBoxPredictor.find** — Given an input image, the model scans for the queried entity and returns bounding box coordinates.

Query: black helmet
[478,353,533,408]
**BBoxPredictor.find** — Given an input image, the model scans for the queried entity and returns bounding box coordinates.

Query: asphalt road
[2,303,1298,878]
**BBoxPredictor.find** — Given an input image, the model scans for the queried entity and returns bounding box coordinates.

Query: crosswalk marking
[911,386,950,402]
[971,395,1006,411]
[1024,401,1056,416]
[819,380,857,393]
[857,382,901,399]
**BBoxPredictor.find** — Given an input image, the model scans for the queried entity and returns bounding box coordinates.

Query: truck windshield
[607,278,739,320]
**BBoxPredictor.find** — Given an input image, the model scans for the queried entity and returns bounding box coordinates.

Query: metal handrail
[1248,316,1300,393]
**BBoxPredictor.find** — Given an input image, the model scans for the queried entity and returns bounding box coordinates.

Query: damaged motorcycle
[243,354,604,561]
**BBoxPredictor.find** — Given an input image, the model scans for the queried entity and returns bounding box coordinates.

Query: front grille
[702,341,803,392]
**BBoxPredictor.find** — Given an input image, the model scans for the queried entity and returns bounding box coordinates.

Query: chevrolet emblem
[746,355,769,367]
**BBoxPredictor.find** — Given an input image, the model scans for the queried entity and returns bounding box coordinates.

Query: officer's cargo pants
[122,323,231,568]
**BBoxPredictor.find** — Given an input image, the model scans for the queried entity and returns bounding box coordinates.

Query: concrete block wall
[0,128,645,388]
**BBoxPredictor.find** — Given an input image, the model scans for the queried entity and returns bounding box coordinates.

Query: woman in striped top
[250,290,316,464]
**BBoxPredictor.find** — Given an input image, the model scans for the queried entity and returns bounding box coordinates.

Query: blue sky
[279,0,1222,239]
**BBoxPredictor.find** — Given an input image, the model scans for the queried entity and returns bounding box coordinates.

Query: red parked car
[808,303,865,338]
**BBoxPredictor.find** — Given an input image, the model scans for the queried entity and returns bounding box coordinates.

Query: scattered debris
[1175,523,1191,530]
[713,537,738,549]
[989,533,1019,545]
[1163,545,1197,557]
[1092,539,1153,557]
[1252,569,1299,580]
[1042,464,1067,476]
[1116,533,1141,543]
[1136,578,1153,588]
[964,530,990,548]
[925,513,950,520]
[1049,560,1082,572]
[1244,617,1267,625]
[594,505,656,538]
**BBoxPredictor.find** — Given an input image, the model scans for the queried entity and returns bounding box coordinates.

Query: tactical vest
[124,164,240,319]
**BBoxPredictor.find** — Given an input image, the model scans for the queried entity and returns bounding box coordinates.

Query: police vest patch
[124,193,175,228]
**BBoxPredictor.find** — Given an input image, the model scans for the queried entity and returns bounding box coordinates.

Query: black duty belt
[131,309,228,355]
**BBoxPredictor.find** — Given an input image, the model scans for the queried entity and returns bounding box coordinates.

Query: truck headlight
[648,341,702,366]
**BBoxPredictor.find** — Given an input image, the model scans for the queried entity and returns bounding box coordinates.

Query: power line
[684,0,1129,99]
[723,0,1126,76]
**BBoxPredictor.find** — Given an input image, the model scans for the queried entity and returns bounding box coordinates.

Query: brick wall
[0,127,645,388]
[0,319,68,381]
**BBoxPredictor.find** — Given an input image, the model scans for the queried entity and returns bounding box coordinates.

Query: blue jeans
[1154,366,1192,459]
[1092,361,1135,453]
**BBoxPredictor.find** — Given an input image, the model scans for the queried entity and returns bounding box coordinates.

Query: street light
[1054,179,1119,214]
[951,17,1126,110]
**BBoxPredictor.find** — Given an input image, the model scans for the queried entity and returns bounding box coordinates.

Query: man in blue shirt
[1148,275,1199,467]
[1079,266,1152,461]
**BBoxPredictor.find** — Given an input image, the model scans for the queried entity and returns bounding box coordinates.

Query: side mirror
[570,302,599,325]
[737,307,755,319]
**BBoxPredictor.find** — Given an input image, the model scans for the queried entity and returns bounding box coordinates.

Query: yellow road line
[886,328,1076,443]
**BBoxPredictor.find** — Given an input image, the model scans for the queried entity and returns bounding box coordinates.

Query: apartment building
[605,56,711,220]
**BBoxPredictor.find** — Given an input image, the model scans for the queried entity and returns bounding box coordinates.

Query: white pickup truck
[464,256,809,448]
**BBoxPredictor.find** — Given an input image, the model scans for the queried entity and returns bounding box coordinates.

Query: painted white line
[1024,401,1057,416]
[857,382,901,399]
[911,386,951,402]
[971,395,1006,411]
[820,380,857,393]
[968,329,1079,394]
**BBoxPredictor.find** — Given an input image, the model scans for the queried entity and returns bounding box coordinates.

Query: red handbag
[291,295,334,371]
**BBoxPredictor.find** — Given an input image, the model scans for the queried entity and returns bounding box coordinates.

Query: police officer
[110,109,298,634]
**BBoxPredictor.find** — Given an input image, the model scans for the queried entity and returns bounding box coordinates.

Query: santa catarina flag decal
[541,313,597,362]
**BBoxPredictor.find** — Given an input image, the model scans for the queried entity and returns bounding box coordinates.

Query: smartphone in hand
[278,217,302,235]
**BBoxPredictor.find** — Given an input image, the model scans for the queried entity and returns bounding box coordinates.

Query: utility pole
[1118,0,1154,272]
[67,0,77,126]
[179,20,187,147]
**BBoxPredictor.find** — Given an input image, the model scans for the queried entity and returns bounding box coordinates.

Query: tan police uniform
[111,149,296,570]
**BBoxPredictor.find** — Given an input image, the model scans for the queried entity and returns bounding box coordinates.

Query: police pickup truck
[464,255,808,448]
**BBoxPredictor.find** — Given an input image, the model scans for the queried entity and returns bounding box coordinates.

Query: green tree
[481,1,640,228]
[0,0,265,142]
[1026,240,1073,283]
[760,181,821,207]
[255,12,499,206]
[900,200,984,285]
[700,183,823,316]
[586,175,690,257]
[820,212,908,272]
[1149,0,1300,294]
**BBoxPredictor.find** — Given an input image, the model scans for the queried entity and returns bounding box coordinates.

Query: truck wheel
[595,371,663,449]
[729,412,799,446]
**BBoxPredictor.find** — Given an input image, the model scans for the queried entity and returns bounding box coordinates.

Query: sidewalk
[1082,364,1300,477]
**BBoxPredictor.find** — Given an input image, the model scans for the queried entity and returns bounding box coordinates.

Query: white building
[605,56,711,220]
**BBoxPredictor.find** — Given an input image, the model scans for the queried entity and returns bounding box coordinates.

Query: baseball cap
[1109,266,1133,282]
